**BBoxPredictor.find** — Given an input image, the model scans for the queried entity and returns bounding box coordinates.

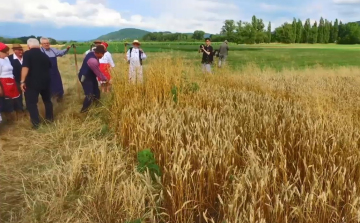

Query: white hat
[132,39,141,45]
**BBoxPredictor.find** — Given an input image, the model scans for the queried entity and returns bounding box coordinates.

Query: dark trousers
[14,82,24,111]
[24,87,53,127]
[80,77,100,113]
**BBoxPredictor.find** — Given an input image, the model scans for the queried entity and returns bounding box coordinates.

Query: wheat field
[1,53,360,223]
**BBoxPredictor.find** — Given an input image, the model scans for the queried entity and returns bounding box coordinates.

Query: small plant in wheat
[137,149,161,181]
[171,85,178,104]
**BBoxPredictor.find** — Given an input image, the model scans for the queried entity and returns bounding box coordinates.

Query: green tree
[318,17,325,43]
[296,19,303,43]
[303,19,311,43]
[192,30,205,40]
[338,22,360,44]
[324,19,331,43]
[275,23,294,43]
[267,22,272,43]
[329,22,334,43]
[311,21,318,44]
[333,19,339,43]
[292,18,297,43]
[242,22,257,44]
[221,20,236,42]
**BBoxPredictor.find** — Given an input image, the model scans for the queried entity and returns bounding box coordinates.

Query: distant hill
[356,21,360,25]
[97,28,150,41]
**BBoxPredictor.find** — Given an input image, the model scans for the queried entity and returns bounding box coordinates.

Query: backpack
[129,47,143,65]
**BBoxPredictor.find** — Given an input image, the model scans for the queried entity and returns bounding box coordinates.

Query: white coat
[126,47,146,83]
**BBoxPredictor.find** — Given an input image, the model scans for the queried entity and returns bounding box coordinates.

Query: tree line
[213,16,360,44]
[142,16,360,44]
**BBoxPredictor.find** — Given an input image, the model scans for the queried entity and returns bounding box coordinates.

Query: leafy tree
[333,19,339,42]
[267,22,272,43]
[337,22,360,44]
[303,19,311,43]
[221,20,236,42]
[292,18,297,43]
[324,19,331,43]
[255,18,265,43]
[318,17,325,43]
[275,23,294,43]
[310,21,318,44]
[192,30,205,40]
[296,19,303,43]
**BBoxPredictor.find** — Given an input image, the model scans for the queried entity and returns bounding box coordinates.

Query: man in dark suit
[20,38,53,129]
[7,43,24,111]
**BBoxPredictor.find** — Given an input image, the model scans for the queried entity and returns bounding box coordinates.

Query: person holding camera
[199,38,214,74]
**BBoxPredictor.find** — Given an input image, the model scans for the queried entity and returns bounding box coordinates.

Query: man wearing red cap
[98,42,114,92]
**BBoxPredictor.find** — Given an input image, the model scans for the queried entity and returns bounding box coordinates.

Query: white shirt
[99,51,115,67]
[13,54,23,64]
[0,57,14,79]
[126,48,147,66]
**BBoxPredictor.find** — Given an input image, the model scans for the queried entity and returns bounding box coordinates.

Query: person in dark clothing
[7,44,25,111]
[78,45,107,113]
[20,38,53,129]
[199,38,214,73]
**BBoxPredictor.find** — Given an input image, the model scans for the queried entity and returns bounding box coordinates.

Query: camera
[199,44,204,49]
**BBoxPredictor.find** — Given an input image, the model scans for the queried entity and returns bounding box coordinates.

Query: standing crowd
[0,37,227,129]
[0,38,147,129]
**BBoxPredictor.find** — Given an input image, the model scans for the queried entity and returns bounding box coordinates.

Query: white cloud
[333,0,360,4]
[0,0,358,34]
[0,0,242,33]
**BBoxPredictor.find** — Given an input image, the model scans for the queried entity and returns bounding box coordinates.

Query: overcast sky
[0,0,359,40]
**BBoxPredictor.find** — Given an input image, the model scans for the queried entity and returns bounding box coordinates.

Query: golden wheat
[1,53,360,223]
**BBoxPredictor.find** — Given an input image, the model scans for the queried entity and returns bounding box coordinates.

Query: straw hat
[94,39,102,44]
[12,44,23,49]
[132,40,141,45]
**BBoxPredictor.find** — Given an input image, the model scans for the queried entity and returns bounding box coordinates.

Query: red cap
[101,42,108,48]
[0,42,7,51]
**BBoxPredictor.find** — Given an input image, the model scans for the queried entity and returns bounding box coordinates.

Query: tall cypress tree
[311,21,318,44]
[296,19,303,43]
[333,19,339,42]
[267,22,272,43]
[303,19,311,43]
[292,18,297,43]
[324,19,331,43]
[329,21,334,43]
[318,17,325,43]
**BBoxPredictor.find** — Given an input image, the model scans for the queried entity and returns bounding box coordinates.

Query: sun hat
[94,39,102,44]
[11,43,23,49]
[132,40,141,45]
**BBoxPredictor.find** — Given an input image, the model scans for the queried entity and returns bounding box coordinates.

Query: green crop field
[64,42,360,70]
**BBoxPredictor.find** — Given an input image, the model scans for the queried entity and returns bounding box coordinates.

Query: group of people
[0,37,226,129]
[0,38,147,129]
[199,38,229,73]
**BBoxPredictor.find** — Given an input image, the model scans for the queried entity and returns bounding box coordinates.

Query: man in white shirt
[126,40,147,83]
[85,40,102,55]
